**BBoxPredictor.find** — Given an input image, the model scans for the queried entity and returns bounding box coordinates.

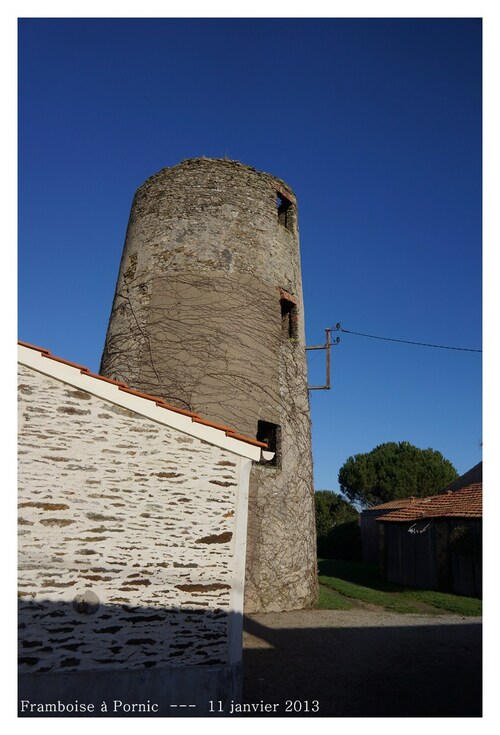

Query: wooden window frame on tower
[278,287,299,340]
[276,190,293,231]
[256,420,281,468]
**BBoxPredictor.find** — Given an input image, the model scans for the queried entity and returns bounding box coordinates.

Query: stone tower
[100,158,317,612]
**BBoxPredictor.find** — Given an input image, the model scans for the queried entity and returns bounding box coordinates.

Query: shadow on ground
[242,613,482,717]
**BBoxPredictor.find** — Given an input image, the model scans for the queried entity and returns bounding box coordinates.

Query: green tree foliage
[315,491,361,559]
[338,441,459,508]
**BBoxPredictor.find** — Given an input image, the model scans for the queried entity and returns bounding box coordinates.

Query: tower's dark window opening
[277,193,293,230]
[257,420,280,467]
[281,297,298,339]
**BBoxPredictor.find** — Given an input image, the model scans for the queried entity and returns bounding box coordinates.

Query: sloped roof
[18,340,268,461]
[376,483,482,523]
[440,462,482,494]
[365,496,422,512]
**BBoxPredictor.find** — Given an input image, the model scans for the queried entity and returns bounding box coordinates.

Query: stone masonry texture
[100,158,318,612]
[18,363,245,675]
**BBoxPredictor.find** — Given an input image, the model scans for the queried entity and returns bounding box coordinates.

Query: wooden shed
[360,497,423,563]
[376,484,482,598]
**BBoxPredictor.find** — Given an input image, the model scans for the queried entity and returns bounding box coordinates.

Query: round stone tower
[100,158,318,612]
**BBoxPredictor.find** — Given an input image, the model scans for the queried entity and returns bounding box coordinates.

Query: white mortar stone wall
[18,363,247,675]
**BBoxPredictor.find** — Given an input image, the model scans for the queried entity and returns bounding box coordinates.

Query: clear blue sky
[18,17,482,491]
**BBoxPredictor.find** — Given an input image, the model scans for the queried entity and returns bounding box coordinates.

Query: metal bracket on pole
[306,323,341,390]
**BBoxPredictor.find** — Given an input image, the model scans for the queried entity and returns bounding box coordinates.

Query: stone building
[100,158,318,612]
[18,340,267,715]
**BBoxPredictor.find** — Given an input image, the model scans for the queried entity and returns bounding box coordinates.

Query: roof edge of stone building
[18,340,267,461]
[138,157,297,200]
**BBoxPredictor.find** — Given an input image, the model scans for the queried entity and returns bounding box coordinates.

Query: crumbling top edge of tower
[138,157,296,201]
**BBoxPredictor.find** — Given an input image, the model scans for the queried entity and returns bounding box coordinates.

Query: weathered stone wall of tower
[100,158,318,612]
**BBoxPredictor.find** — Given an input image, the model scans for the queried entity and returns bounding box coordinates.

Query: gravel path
[242,609,482,717]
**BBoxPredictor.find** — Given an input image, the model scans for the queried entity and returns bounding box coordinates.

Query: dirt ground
[242,608,482,717]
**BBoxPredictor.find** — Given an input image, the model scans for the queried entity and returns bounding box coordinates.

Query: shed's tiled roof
[366,496,422,512]
[440,462,482,494]
[18,340,267,452]
[376,483,482,523]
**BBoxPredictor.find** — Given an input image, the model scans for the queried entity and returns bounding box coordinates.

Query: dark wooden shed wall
[380,519,481,598]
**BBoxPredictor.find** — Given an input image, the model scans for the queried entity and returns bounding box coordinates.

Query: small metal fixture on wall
[306,323,341,391]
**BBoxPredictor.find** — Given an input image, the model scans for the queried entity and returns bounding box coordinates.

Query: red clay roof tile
[192,417,236,432]
[376,484,482,522]
[118,385,166,403]
[155,401,199,418]
[81,371,128,388]
[440,462,482,493]
[18,340,51,355]
[41,353,90,372]
[368,497,420,511]
[225,431,268,448]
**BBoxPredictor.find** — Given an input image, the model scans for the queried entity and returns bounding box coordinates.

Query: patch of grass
[403,589,482,616]
[317,584,353,610]
[318,574,422,613]
[317,559,482,616]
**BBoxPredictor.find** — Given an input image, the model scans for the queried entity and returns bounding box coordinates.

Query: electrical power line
[338,327,482,353]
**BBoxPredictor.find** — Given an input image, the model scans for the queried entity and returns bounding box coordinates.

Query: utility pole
[306,323,341,391]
